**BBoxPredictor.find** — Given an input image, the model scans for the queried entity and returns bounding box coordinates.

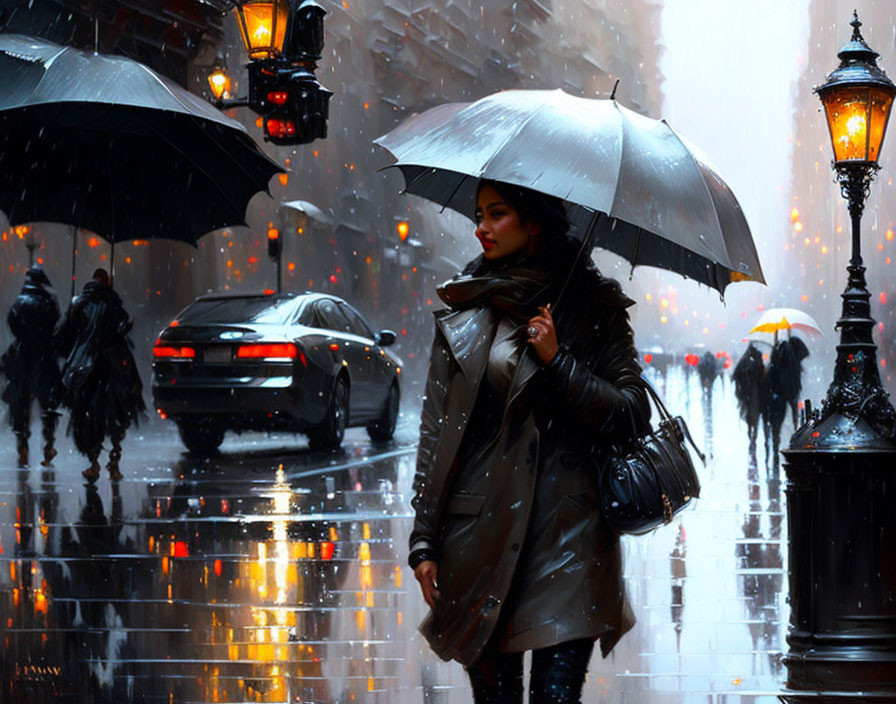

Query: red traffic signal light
[248,60,331,145]
[265,117,297,139]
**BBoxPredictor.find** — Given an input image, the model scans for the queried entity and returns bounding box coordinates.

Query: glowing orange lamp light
[234,0,290,60]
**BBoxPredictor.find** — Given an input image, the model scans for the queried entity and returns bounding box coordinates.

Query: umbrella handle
[552,210,602,315]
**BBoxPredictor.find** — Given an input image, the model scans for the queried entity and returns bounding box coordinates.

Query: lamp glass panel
[868,87,895,163]
[236,0,288,58]
[824,87,872,162]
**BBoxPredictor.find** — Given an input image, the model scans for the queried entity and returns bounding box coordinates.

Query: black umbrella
[0,34,283,263]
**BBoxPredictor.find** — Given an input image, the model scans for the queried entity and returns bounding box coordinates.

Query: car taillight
[237,343,306,366]
[153,343,195,358]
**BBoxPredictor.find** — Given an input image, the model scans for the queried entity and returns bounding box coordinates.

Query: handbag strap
[636,375,706,465]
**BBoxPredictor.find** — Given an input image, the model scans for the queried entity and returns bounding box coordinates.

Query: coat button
[511,543,519,552]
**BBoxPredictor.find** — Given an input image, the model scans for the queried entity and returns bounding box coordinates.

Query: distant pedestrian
[0,265,62,467]
[56,268,145,481]
[732,343,767,462]
[697,351,719,456]
[764,337,809,472]
[697,351,719,399]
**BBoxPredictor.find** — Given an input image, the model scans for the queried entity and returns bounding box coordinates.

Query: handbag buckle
[661,493,673,524]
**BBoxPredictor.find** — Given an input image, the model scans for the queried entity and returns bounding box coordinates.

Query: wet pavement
[1,369,789,703]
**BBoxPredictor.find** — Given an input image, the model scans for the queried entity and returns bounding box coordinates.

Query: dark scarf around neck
[437,251,557,323]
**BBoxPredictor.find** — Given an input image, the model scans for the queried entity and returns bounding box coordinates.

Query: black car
[152,292,402,453]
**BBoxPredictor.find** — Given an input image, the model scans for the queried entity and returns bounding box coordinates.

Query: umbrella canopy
[750,308,823,338]
[375,89,765,294]
[0,33,284,245]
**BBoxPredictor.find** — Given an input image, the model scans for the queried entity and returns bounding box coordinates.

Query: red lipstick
[477,234,496,251]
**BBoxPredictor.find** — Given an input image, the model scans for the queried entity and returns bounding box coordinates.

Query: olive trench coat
[410,273,649,667]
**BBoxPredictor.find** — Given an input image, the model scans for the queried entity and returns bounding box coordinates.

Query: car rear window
[177,297,300,325]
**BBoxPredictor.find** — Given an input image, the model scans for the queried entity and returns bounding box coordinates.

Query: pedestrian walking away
[764,337,809,474]
[56,267,146,481]
[0,265,62,467]
[732,343,768,465]
[409,181,650,703]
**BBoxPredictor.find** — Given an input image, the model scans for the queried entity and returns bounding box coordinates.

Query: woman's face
[474,184,540,261]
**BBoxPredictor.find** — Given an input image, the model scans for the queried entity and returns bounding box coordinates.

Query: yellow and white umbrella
[749,308,823,339]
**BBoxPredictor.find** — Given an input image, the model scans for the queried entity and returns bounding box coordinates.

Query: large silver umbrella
[375,89,764,294]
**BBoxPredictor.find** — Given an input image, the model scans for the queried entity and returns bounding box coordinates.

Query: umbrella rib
[133,61,228,127]
[15,45,70,102]
[439,174,469,213]
[134,61,281,188]
[399,166,437,194]
[662,121,732,272]
[182,120,279,190]
[629,226,642,279]
[478,94,554,175]
[137,115,251,227]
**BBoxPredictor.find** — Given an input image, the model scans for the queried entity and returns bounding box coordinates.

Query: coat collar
[435,306,498,380]
[435,304,541,415]
[505,345,540,411]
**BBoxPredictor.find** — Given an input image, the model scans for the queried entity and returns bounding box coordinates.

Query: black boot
[15,431,28,467]
[40,411,59,467]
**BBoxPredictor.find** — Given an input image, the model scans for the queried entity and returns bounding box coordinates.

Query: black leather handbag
[600,379,704,534]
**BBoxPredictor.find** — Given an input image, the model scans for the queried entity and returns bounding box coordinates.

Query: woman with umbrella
[379,88,764,700]
[408,180,650,701]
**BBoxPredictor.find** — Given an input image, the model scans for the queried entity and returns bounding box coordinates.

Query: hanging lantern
[207,59,232,102]
[815,13,896,166]
[234,0,290,60]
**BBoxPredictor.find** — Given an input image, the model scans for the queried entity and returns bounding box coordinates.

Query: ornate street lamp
[233,0,290,60]
[811,10,896,436]
[781,13,896,700]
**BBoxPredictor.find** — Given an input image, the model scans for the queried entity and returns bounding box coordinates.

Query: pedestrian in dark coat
[0,265,62,467]
[764,336,809,472]
[56,268,145,481]
[697,351,719,399]
[409,181,650,703]
[732,343,767,461]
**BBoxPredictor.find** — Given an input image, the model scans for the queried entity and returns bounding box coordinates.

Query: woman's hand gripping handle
[527,304,559,365]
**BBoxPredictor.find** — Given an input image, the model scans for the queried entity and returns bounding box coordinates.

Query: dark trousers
[466,638,595,704]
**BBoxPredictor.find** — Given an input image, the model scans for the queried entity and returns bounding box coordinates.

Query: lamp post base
[781,413,896,701]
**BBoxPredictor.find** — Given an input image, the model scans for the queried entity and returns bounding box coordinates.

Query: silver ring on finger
[527,325,540,338]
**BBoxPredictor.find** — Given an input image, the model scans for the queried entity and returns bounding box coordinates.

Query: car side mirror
[376,330,396,347]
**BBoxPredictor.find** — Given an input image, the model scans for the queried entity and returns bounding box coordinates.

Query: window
[314,299,352,333]
[339,303,374,339]
[178,295,298,325]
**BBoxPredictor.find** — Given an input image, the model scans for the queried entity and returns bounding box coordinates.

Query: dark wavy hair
[475,179,570,242]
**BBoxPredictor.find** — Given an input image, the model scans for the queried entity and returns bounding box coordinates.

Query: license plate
[203,347,231,363]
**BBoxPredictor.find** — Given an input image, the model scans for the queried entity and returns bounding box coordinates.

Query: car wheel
[177,418,225,455]
[367,382,399,442]
[308,375,348,450]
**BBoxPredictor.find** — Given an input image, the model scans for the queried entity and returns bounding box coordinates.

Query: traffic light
[248,61,331,145]
[267,225,282,260]
[283,0,326,61]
